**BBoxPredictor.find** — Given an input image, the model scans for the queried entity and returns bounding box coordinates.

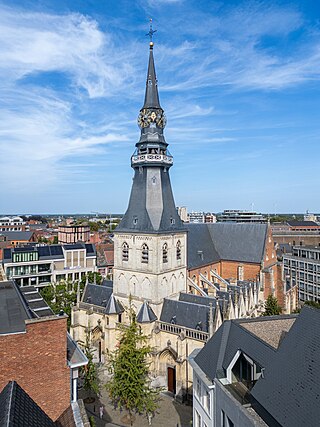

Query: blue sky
[0,0,319,214]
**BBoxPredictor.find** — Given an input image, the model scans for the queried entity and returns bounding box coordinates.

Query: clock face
[138,108,167,129]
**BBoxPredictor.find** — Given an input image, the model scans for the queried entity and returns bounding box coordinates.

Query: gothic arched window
[141,244,149,264]
[122,242,129,262]
[163,243,168,263]
[176,241,181,260]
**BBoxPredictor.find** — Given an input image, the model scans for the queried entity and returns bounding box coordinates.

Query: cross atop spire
[146,18,157,45]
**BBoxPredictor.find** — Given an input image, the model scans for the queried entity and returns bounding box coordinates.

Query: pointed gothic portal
[116,41,184,233]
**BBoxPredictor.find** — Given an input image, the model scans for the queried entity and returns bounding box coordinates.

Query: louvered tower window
[122,242,129,262]
[141,244,149,264]
[176,241,181,260]
[163,243,168,263]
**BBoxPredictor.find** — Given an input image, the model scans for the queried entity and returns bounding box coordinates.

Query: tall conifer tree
[106,303,160,425]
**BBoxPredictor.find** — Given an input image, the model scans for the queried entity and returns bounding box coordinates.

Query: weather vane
[146,18,157,43]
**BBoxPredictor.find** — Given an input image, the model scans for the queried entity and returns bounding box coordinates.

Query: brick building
[58,223,90,244]
[0,280,87,422]
[187,223,296,313]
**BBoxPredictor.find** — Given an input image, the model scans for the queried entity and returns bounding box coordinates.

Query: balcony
[131,153,173,166]
[224,382,251,406]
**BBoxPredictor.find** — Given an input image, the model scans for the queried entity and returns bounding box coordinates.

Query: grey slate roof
[194,308,318,427]
[251,307,320,427]
[67,333,88,368]
[187,223,268,268]
[0,231,34,241]
[105,294,124,315]
[115,168,184,234]
[136,301,157,323]
[82,283,113,307]
[160,298,210,332]
[0,281,33,334]
[0,381,55,427]
[143,43,161,109]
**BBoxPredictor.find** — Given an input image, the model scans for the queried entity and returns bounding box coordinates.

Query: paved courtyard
[80,373,193,427]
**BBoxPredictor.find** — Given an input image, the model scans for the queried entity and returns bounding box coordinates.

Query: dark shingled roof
[136,301,157,323]
[105,294,124,315]
[160,298,210,332]
[194,307,319,427]
[187,223,268,268]
[0,231,34,241]
[0,281,33,334]
[115,168,184,234]
[0,381,55,427]
[82,283,113,307]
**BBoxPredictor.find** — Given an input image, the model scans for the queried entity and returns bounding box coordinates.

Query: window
[122,242,129,261]
[204,389,210,414]
[194,410,201,427]
[141,244,149,263]
[195,376,201,398]
[163,243,168,263]
[176,241,181,260]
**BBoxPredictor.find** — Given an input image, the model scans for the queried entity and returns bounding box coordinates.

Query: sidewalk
[80,389,193,427]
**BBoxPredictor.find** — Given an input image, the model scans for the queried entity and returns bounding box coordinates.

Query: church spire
[115,23,183,234]
[143,41,161,110]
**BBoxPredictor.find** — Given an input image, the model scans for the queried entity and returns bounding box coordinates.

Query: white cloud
[0,6,138,98]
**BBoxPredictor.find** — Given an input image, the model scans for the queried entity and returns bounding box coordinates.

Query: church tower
[113,36,187,313]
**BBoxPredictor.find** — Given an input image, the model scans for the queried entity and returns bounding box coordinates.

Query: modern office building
[217,210,267,223]
[2,243,96,287]
[283,245,320,302]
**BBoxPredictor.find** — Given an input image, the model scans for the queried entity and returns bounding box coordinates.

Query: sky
[0,0,320,214]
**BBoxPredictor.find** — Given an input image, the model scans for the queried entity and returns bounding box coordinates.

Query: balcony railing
[131,154,173,165]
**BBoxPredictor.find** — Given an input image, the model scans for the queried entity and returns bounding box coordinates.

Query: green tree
[263,295,282,316]
[82,330,100,396]
[81,271,102,286]
[40,280,79,328]
[106,305,160,425]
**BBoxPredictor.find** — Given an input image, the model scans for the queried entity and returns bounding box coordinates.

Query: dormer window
[142,244,149,263]
[122,242,129,262]
[176,241,181,260]
[163,243,168,263]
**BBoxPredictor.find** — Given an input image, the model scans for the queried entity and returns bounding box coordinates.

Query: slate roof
[105,294,124,315]
[0,231,34,241]
[0,281,33,334]
[136,301,157,323]
[82,283,113,307]
[194,308,319,427]
[160,298,210,332]
[187,223,268,269]
[115,168,185,234]
[0,381,55,427]
[67,333,88,368]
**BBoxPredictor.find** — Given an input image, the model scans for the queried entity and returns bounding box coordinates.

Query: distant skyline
[0,0,319,214]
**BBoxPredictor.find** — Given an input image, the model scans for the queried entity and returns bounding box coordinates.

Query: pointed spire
[143,43,161,109]
[136,301,157,323]
[105,294,124,315]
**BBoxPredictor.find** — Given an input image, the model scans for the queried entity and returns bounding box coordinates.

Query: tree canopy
[263,295,282,316]
[106,304,160,425]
